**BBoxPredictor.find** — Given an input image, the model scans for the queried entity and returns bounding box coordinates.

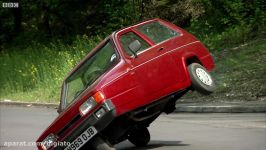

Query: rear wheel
[128,127,150,147]
[188,63,216,95]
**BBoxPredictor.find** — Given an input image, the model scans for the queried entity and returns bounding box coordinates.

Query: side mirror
[128,40,141,57]
[110,54,117,62]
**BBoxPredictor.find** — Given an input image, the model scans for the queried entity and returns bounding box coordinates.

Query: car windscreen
[63,40,118,107]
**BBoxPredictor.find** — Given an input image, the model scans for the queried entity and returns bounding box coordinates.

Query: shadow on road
[118,140,190,150]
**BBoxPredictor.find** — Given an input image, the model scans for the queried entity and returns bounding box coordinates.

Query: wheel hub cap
[195,68,213,86]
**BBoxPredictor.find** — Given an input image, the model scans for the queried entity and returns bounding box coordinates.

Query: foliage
[1,0,265,46]
[0,0,265,102]
[187,0,266,50]
[213,39,266,100]
[0,35,100,102]
[0,0,141,45]
[183,39,266,101]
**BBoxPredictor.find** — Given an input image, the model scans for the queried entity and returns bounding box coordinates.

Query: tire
[188,63,216,95]
[90,136,116,150]
[128,127,150,147]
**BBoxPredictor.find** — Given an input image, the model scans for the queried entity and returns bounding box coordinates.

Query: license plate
[64,126,97,150]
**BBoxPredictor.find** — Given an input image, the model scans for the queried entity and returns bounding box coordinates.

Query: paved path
[0,105,265,150]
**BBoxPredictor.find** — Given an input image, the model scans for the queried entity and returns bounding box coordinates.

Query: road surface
[0,105,265,150]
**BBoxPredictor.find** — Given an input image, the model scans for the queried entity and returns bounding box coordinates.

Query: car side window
[137,21,180,44]
[120,32,150,56]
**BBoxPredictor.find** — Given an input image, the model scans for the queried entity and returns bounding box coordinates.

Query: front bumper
[53,100,116,150]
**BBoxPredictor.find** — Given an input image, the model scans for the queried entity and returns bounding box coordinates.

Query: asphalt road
[0,105,265,150]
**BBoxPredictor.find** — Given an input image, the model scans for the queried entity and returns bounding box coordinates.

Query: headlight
[79,91,105,116]
[79,97,97,116]
[40,133,57,150]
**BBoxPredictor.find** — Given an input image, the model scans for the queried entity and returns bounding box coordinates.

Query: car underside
[94,89,190,147]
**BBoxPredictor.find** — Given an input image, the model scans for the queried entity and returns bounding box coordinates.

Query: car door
[118,28,180,105]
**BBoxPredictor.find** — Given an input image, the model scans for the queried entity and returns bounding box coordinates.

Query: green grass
[0,35,101,103]
[212,38,266,100]
[183,38,266,102]
[0,35,265,103]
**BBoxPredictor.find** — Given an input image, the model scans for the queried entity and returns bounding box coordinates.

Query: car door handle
[158,47,164,51]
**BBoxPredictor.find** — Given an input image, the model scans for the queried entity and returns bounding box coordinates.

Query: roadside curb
[174,103,266,113]
[1,101,266,113]
[0,101,58,108]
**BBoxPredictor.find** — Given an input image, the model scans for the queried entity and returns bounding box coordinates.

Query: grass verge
[0,37,265,103]
[0,35,100,103]
[182,38,266,102]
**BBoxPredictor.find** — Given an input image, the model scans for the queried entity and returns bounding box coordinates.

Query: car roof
[112,18,160,35]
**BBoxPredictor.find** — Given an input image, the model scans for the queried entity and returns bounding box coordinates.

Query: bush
[187,0,265,51]
[0,35,101,103]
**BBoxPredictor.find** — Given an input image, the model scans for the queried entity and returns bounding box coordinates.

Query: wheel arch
[179,54,205,89]
[185,55,203,66]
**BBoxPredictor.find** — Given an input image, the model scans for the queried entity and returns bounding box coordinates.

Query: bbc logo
[2,2,19,8]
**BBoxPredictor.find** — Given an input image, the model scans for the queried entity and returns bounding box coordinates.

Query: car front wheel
[128,127,150,147]
[188,63,216,95]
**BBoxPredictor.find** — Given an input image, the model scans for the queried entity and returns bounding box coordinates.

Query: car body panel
[37,18,215,150]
